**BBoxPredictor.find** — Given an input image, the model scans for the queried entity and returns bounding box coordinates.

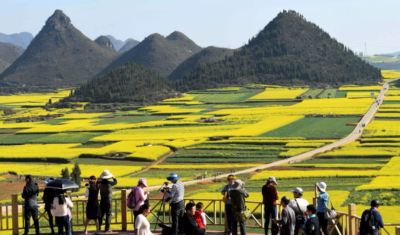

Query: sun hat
[291,187,303,194]
[139,178,148,187]
[317,182,327,192]
[167,173,180,181]
[268,176,278,185]
[99,169,114,180]
[44,177,55,184]
[227,175,236,180]
[233,179,243,189]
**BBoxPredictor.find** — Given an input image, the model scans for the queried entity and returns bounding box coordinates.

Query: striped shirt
[166,181,184,203]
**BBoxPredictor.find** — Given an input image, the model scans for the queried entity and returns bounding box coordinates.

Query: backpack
[127,187,140,209]
[359,209,376,235]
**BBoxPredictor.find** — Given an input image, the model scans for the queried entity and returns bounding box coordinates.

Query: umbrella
[45,179,79,190]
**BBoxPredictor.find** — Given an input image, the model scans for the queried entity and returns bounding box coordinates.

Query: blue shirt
[360,208,384,234]
[316,192,329,212]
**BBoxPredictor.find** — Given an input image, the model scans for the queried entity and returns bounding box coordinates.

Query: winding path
[146,78,400,191]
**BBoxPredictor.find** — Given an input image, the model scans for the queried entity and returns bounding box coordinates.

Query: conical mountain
[0,10,116,87]
[168,46,235,81]
[0,42,25,73]
[118,38,140,53]
[100,31,202,78]
[180,10,381,90]
[95,36,117,53]
[105,35,125,51]
[0,32,34,49]
[68,62,177,104]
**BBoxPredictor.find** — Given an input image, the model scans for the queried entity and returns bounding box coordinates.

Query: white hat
[291,187,303,194]
[100,169,114,179]
[233,179,243,189]
[317,182,327,192]
[268,176,278,185]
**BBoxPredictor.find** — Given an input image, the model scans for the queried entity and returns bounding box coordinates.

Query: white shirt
[166,181,184,203]
[53,197,73,217]
[135,214,153,235]
[289,197,309,218]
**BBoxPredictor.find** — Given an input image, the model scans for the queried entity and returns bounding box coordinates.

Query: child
[194,202,206,228]
[299,205,319,235]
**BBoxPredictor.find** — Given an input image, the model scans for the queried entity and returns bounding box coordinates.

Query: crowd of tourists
[21,172,385,235]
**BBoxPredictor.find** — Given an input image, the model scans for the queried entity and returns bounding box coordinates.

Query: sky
[1,0,400,55]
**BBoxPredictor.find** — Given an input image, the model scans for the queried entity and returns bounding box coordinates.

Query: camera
[159,182,169,193]
[85,183,89,187]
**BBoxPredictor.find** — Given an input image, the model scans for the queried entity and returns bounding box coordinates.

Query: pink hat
[139,178,148,187]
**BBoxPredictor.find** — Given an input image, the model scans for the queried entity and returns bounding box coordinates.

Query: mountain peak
[166,31,188,41]
[95,36,116,53]
[45,9,71,30]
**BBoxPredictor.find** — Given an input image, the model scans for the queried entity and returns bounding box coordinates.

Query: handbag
[324,200,337,220]
[222,191,228,203]
[234,207,251,222]
[271,222,280,235]
[295,199,306,224]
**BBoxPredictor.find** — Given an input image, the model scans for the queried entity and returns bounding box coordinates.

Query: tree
[70,163,82,192]
[61,167,69,179]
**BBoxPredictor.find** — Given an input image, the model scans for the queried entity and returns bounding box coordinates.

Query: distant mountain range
[100,31,202,78]
[0,10,116,87]
[0,32,34,48]
[0,42,25,73]
[118,38,140,53]
[105,35,140,53]
[95,36,117,53]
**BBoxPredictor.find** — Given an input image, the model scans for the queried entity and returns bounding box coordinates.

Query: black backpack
[360,209,376,235]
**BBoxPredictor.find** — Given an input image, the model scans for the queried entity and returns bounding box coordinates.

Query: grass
[319,89,338,98]
[30,132,107,143]
[301,89,324,99]
[0,133,50,144]
[191,92,258,103]
[259,117,360,138]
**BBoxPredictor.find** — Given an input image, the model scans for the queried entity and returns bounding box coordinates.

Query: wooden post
[121,189,127,231]
[261,204,264,229]
[12,194,19,235]
[395,226,400,235]
[66,191,72,231]
[348,204,356,235]
[313,197,317,207]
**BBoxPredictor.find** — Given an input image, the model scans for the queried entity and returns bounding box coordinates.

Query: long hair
[58,194,66,205]
[138,204,151,214]
[89,175,99,191]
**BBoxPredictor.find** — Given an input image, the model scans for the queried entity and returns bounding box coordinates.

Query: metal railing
[2,190,400,235]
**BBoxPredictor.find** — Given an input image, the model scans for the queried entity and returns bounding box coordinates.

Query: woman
[230,179,248,235]
[53,190,73,235]
[262,176,279,235]
[83,176,101,235]
[133,178,149,230]
[221,174,236,234]
[315,182,329,235]
[135,204,153,235]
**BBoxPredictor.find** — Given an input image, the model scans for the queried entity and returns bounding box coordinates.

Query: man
[163,173,184,235]
[181,202,206,235]
[360,200,384,235]
[288,187,309,234]
[273,196,296,235]
[299,205,319,235]
[22,175,40,235]
[99,170,118,233]
[43,177,56,235]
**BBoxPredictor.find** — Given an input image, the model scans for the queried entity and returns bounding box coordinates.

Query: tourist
[163,173,184,235]
[288,187,309,234]
[133,178,149,231]
[221,174,236,234]
[135,204,153,235]
[359,200,384,235]
[22,174,40,235]
[262,176,279,235]
[315,182,329,235]
[299,205,319,235]
[181,202,206,235]
[194,202,206,228]
[272,196,295,235]
[43,177,56,235]
[230,179,249,235]
[53,190,74,235]
[99,170,118,233]
[83,176,101,235]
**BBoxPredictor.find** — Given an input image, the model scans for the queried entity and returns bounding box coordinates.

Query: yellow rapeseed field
[247,87,308,101]
[250,170,379,181]
[152,163,261,170]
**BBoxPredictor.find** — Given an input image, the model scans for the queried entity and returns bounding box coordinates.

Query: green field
[318,89,338,98]
[259,117,360,138]
[300,89,323,99]
[191,92,258,103]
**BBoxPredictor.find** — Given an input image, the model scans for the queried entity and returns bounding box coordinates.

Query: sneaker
[92,231,99,235]
[83,230,88,234]
[105,230,112,233]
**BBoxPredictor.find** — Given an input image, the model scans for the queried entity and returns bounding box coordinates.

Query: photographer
[163,173,184,235]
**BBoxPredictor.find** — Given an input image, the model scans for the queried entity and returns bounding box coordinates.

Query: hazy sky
[1,0,400,55]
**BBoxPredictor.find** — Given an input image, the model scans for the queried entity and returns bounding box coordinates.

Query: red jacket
[194,210,206,228]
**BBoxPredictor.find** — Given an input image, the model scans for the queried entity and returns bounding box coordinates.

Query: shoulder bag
[222,185,228,203]
[233,192,251,222]
[324,200,337,220]
[295,199,306,224]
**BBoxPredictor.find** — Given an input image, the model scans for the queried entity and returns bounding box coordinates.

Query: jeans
[99,198,112,231]
[264,206,277,235]
[55,215,71,235]
[45,204,55,233]
[170,200,184,235]
[225,204,233,232]
[25,206,40,235]
[232,219,246,235]
[317,212,329,235]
